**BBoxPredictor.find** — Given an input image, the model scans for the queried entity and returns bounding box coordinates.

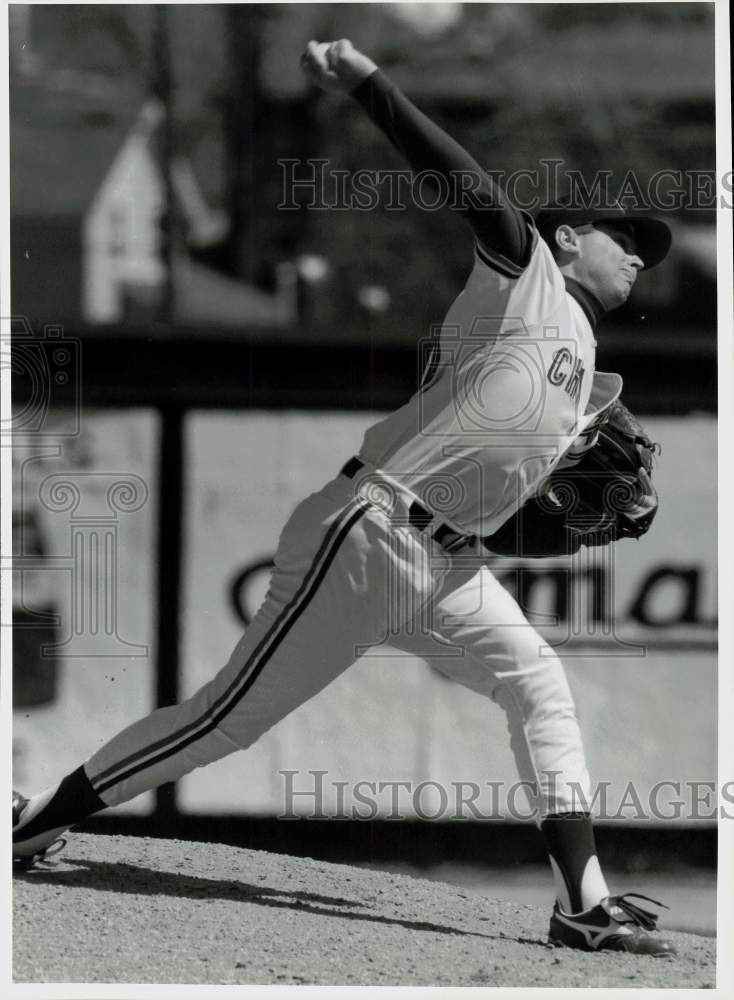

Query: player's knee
[491,646,576,720]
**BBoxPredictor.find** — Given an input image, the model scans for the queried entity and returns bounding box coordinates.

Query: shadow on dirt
[16,856,514,942]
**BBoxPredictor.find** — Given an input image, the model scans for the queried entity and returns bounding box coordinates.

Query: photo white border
[1,1,731,998]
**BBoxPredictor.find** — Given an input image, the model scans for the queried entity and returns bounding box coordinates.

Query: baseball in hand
[300,39,377,93]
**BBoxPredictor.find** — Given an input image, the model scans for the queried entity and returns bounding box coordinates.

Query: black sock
[541,811,600,913]
[13,765,106,842]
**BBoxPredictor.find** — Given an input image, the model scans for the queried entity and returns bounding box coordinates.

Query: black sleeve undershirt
[351,69,533,271]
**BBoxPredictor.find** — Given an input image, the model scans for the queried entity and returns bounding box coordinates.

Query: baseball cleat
[548,893,677,957]
[12,790,67,870]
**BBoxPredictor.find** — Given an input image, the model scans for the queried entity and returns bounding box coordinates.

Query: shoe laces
[607,893,669,931]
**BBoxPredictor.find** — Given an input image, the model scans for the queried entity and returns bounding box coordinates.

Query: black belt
[339,456,474,553]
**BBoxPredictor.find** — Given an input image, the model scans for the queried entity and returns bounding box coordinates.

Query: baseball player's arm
[301,40,532,272]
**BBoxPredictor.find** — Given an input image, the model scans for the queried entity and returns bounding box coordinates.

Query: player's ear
[554,224,581,257]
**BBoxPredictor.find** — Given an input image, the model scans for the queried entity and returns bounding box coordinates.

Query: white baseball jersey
[359,230,622,536]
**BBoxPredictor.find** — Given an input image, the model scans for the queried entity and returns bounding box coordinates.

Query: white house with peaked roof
[82,100,166,323]
[11,80,294,330]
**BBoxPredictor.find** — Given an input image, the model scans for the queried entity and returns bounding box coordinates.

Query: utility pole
[151,6,182,822]
[151,4,175,324]
[224,5,260,281]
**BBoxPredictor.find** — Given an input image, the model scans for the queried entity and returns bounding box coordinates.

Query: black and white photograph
[4,1,731,991]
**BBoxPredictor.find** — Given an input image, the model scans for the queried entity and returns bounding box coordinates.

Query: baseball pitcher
[13,39,674,957]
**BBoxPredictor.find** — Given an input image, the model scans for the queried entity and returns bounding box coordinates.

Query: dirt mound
[14,833,715,987]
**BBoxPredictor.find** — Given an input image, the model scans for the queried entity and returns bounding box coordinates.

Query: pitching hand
[300,39,377,94]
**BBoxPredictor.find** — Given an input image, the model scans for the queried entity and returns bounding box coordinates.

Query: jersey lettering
[547,348,586,402]
[566,357,585,401]
[547,348,572,385]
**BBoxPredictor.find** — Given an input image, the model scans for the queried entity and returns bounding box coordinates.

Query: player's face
[575,223,645,310]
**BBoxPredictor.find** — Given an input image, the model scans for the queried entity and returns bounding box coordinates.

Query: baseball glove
[482,400,660,557]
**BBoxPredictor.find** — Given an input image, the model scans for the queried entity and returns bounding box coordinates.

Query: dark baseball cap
[534,199,672,269]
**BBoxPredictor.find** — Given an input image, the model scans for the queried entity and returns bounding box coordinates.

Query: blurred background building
[9,4,718,933]
[9,3,716,342]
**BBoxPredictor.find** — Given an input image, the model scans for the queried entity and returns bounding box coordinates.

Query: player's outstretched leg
[13,474,434,868]
[394,561,676,957]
